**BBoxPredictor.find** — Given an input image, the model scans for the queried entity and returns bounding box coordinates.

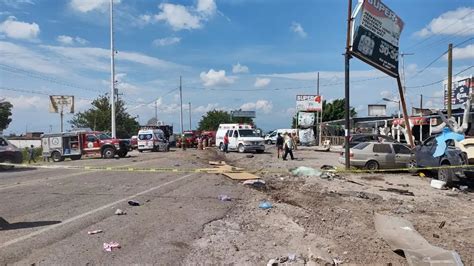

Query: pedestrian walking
[276,133,284,158]
[223,133,229,153]
[28,145,36,164]
[291,132,298,150]
[282,133,294,160]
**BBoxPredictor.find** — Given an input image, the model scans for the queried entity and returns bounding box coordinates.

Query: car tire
[407,160,417,173]
[51,151,63,162]
[365,160,379,170]
[102,147,115,159]
[238,144,245,153]
[266,140,272,145]
[71,155,82,160]
[219,143,224,151]
[438,161,452,184]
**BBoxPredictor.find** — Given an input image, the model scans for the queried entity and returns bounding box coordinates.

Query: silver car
[339,142,415,170]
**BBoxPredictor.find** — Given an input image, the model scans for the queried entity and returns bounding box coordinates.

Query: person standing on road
[282,133,294,161]
[276,133,284,158]
[28,145,36,164]
[291,132,298,150]
[223,133,229,153]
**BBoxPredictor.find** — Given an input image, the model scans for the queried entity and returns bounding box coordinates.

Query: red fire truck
[41,131,130,162]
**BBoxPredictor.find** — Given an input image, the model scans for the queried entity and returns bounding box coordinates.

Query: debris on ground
[459,185,468,191]
[242,179,266,188]
[114,209,126,215]
[321,165,337,171]
[431,179,447,190]
[439,221,446,229]
[259,201,273,210]
[87,230,103,235]
[103,241,121,252]
[246,155,254,158]
[218,194,231,201]
[291,166,322,177]
[374,213,463,266]
[379,188,415,196]
[128,200,140,206]
[361,176,385,181]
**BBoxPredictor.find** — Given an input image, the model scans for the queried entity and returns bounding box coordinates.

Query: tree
[69,94,139,138]
[197,110,253,131]
[322,99,357,122]
[0,100,13,131]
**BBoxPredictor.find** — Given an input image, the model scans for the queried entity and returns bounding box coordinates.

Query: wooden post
[447,43,453,117]
[396,76,415,148]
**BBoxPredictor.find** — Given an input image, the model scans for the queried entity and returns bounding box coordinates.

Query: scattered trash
[259,201,273,210]
[291,166,322,177]
[87,230,103,235]
[433,233,440,238]
[321,165,337,171]
[459,185,468,191]
[430,179,447,190]
[379,188,415,196]
[361,176,385,181]
[266,259,278,266]
[128,200,140,206]
[419,172,426,177]
[439,221,446,229]
[246,155,254,158]
[374,213,463,266]
[288,254,297,261]
[103,241,121,252]
[397,183,410,187]
[278,256,288,263]
[242,179,266,188]
[218,194,231,201]
[346,179,364,186]
[115,209,126,215]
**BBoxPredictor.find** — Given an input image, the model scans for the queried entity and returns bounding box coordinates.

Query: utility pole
[154,98,158,124]
[420,94,423,112]
[316,72,320,146]
[400,52,414,95]
[109,0,116,138]
[188,102,192,130]
[179,76,183,135]
[344,0,353,170]
[447,43,453,117]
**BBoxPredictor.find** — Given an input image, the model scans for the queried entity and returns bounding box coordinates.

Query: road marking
[0,173,195,249]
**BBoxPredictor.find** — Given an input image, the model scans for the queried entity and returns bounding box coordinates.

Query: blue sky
[0,0,473,134]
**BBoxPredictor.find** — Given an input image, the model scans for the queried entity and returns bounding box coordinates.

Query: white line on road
[0,173,195,249]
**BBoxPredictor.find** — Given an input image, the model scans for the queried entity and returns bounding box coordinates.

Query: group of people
[276,132,296,160]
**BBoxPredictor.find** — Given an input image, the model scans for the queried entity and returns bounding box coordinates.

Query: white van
[264,129,297,144]
[216,124,265,153]
[137,129,169,152]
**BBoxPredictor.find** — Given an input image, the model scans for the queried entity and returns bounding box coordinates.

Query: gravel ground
[184,145,474,265]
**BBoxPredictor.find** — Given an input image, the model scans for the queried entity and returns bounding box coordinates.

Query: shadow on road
[0,217,61,231]
[0,167,37,173]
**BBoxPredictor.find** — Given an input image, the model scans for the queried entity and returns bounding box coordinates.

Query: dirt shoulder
[185,147,474,265]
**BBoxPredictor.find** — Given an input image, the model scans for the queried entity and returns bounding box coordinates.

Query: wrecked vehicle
[345,134,397,148]
[339,142,415,170]
[415,136,467,183]
[0,136,23,170]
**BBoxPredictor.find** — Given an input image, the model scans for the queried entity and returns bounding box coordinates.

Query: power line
[0,86,95,101]
[406,65,473,89]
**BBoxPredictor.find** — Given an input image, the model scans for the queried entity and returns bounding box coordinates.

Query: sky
[0,0,473,135]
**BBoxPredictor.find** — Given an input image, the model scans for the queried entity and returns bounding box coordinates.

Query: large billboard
[368,104,386,116]
[351,0,404,77]
[444,77,473,106]
[49,95,75,113]
[231,110,256,118]
[296,95,323,112]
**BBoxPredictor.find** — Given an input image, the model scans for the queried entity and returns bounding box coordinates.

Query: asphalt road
[0,149,244,264]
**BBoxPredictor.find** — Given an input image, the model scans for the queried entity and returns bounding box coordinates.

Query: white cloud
[153,37,181,46]
[143,0,217,31]
[200,69,235,87]
[450,44,474,60]
[115,73,140,94]
[240,100,273,114]
[57,35,88,45]
[232,62,249,74]
[266,70,384,81]
[290,22,307,38]
[254,77,271,88]
[286,107,296,115]
[5,95,45,111]
[194,103,220,113]
[0,16,40,40]
[70,0,121,13]
[415,7,474,37]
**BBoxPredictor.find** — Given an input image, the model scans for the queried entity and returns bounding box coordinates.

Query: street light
[382,98,401,142]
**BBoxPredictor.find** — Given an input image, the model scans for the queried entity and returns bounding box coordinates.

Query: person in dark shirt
[276,133,284,158]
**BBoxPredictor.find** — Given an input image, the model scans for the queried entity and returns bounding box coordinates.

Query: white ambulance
[137,128,169,152]
[216,124,265,153]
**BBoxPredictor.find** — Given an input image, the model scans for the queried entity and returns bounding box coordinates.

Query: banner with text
[296,95,323,112]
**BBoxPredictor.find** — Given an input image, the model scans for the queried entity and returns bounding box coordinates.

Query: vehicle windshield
[239,129,258,137]
[353,142,370,150]
[98,133,111,140]
[139,134,153,140]
[184,133,194,138]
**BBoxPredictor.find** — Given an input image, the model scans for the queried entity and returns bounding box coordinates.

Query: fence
[321,136,345,146]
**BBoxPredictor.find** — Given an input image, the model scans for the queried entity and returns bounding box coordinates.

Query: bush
[22,147,43,163]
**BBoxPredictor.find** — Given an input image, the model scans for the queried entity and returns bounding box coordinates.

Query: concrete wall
[9,139,42,149]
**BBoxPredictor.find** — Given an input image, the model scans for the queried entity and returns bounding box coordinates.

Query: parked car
[456,138,474,164]
[345,134,396,148]
[339,142,415,170]
[0,136,23,169]
[415,136,467,183]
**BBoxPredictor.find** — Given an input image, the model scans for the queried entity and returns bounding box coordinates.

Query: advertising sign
[351,0,404,77]
[296,95,323,112]
[444,78,473,105]
[231,110,256,118]
[298,128,315,144]
[298,112,316,127]
[368,104,386,116]
[49,95,74,113]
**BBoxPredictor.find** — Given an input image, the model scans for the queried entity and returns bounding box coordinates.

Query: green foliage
[0,101,13,131]
[69,94,139,138]
[291,115,297,129]
[322,99,357,122]
[197,110,253,131]
[22,147,43,163]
